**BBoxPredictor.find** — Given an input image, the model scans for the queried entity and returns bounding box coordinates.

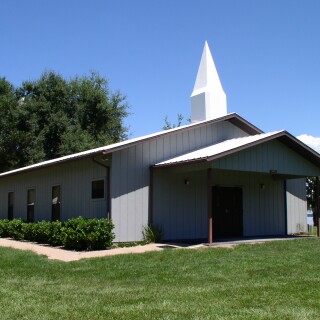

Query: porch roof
[154,130,320,168]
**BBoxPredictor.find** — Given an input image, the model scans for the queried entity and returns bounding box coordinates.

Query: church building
[1,42,320,243]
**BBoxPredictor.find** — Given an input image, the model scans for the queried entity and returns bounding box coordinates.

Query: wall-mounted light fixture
[184,179,190,186]
[269,169,277,174]
[260,184,266,190]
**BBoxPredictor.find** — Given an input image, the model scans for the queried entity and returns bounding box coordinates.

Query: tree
[0,77,23,171]
[307,176,320,226]
[0,72,129,172]
[162,113,190,130]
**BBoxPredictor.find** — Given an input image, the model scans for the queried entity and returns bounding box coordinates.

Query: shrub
[0,219,10,237]
[30,221,52,243]
[142,225,162,243]
[61,217,115,251]
[48,221,63,246]
[7,219,25,240]
[22,222,35,241]
[0,217,114,251]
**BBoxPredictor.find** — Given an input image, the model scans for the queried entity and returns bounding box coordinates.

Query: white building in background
[0,42,319,242]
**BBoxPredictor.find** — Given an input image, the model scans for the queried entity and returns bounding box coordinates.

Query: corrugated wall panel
[111,121,249,241]
[0,158,107,221]
[212,170,285,237]
[134,144,144,240]
[0,120,250,242]
[153,168,286,241]
[153,169,207,240]
[212,140,320,176]
[286,179,307,234]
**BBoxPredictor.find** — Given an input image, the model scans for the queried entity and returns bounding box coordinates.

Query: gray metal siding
[211,170,285,237]
[286,178,307,234]
[212,140,320,176]
[111,121,249,241]
[212,170,285,237]
[152,170,207,240]
[0,158,107,221]
[153,169,286,240]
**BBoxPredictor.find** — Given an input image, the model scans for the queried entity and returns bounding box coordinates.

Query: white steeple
[190,41,227,123]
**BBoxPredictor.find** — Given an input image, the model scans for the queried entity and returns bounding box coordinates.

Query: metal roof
[154,130,320,168]
[0,113,262,178]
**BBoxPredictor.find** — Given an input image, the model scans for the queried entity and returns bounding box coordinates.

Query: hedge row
[0,217,115,251]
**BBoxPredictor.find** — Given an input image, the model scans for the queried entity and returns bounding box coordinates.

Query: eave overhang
[153,131,320,170]
[0,113,261,178]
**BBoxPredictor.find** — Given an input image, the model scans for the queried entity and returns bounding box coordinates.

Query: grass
[313,226,318,236]
[0,238,320,319]
[113,240,149,248]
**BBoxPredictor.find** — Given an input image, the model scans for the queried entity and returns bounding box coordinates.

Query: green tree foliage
[162,113,190,130]
[0,78,21,170]
[0,72,128,172]
[307,176,320,226]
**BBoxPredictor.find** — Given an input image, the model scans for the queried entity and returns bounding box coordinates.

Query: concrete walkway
[0,236,311,262]
[0,238,203,262]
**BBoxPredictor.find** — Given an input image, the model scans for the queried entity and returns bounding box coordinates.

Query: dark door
[52,185,61,221]
[212,186,243,239]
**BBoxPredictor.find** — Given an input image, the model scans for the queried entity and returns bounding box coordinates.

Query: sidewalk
[0,238,202,262]
[0,236,309,262]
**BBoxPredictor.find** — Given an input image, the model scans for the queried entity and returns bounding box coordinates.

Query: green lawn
[0,239,320,320]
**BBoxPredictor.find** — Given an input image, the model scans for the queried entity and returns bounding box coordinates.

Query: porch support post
[207,168,213,243]
[106,166,111,220]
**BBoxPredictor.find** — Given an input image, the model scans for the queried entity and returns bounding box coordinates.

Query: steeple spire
[190,41,227,123]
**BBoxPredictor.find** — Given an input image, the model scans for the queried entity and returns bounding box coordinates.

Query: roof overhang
[154,131,320,170]
[0,113,261,178]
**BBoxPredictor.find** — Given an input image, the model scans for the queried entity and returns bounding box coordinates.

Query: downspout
[149,166,154,226]
[207,168,213,243]
[92,157,111,220]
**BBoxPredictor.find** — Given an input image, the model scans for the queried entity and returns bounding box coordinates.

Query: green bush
[22,222,35,241]
[0,219,10,237]
[7,219,25,240]
[0,217,114,250]
[48,221,63,246]
[28,221,51,243]
[142,225,162,243]
[61,217,115,251]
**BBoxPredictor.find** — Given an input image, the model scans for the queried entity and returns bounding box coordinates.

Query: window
[52,185,61,221]
[8,192,14,220]
[27,189,35,222]
[92,180,104,199]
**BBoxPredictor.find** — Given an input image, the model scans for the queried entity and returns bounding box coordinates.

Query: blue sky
[1,0,320,149]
